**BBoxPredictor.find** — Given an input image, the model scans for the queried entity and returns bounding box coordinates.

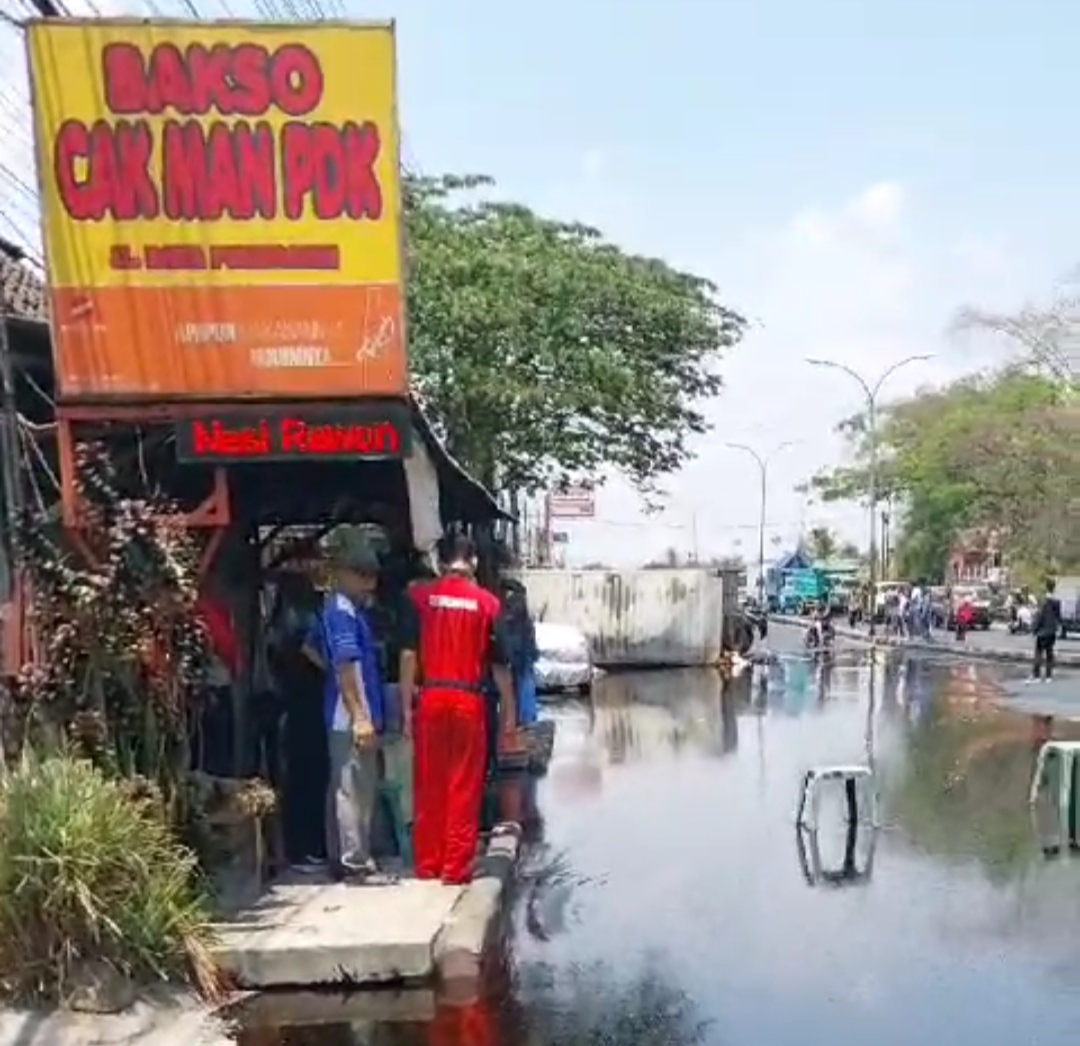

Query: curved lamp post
[724,440,797,606]
[805,355,932,634]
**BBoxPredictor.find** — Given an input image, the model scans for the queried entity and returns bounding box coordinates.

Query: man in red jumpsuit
[408,534,518,885]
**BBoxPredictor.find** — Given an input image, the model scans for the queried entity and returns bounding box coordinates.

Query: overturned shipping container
[513,568,735,668]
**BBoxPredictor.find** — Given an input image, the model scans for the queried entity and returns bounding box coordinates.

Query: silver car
[534,622,595,696]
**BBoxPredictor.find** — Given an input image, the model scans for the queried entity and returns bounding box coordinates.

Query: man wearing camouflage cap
[308,524,391,882]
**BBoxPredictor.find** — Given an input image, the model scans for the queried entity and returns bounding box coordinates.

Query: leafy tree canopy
[808,368,1078,582]
[805,526,839,562]
[405,174,745,492]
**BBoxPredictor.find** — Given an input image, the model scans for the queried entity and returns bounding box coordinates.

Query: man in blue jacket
[306,527,391,882]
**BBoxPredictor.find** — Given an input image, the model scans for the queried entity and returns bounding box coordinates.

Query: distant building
[761,548,813,601]
[0,236,47,323]
[947,528,1005,584]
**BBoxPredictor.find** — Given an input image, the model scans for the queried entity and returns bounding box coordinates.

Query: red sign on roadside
[175,403,411,463]
[548,486,595,519]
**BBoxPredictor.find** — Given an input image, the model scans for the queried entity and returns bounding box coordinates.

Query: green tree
[405,175,745,491]
[806,526,838,561]
[808,368,1079,581]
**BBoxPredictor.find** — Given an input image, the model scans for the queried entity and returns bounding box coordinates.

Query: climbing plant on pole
[14,442,209,816]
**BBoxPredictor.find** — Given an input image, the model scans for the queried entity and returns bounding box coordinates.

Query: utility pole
[725,441,796,605]
[807,355,932,635]
[0,275,23,773]
[541,493,552,567]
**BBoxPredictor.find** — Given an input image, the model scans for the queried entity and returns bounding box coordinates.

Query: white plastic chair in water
[1029,742,1080,843]
[796,765,880,831]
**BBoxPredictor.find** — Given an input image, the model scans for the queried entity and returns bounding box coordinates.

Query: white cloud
[561,179,1030,569]
[0,20,1034,573]
[846,179,904,235]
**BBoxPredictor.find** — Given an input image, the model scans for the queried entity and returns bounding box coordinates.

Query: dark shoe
[343,858,401,886]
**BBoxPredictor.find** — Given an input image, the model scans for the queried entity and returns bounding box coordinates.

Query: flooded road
[234,637,1080,1045]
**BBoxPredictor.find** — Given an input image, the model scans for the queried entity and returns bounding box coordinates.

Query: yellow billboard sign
[25,19,406,401]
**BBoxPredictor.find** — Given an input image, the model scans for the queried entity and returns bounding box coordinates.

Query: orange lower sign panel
[50,283,406,401]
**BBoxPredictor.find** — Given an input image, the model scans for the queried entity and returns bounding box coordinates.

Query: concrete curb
[432,825,520,983]
[769,616,1080,668]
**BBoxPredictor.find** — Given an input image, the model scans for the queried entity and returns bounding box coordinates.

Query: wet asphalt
[234,630,1080,1046]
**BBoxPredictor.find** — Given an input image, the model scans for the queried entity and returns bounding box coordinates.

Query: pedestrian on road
[499,577,540,727]
[409,533,520,885]
[955,597,974,641]
[308,527,392,883]
[1031,578,1063,682]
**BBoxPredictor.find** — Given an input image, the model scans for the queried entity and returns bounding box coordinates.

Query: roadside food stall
[2,20,510,778]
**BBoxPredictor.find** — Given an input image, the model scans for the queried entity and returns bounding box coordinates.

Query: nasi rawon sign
[26,20,405,402]
[174,402,412,463]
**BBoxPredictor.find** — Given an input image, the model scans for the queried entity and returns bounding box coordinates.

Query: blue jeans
[517,668,538,725]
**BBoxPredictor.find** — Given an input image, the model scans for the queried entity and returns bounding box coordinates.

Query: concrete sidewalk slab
[434,827,520,982]
[210,826,523,990]
[211,878,463,988]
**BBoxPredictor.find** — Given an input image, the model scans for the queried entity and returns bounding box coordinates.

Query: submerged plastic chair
[796,824,878,887]
[1029,741,1080,848]
[796,764,880,831]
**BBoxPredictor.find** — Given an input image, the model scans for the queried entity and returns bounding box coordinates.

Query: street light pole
[806,354,932,635]
[725,441,796,605]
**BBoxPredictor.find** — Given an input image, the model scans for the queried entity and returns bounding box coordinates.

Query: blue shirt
[306,592,386,734]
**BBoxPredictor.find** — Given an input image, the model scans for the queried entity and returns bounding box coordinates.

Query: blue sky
[1,0,1075,566]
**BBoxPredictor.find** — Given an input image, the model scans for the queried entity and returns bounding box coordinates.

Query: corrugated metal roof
[0,238,47,323]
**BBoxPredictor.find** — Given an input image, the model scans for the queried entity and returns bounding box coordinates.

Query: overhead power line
[25,0,65,16]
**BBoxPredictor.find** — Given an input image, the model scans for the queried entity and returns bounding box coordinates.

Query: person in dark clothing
[499,578,539,727]
[1031,578,1063,682]
[268,570,329,869]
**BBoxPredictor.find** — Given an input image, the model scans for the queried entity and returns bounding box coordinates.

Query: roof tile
[0,240,47,323]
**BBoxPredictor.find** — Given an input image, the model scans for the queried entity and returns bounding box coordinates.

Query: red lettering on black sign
[192,419,271,456]
[182,417,402,461]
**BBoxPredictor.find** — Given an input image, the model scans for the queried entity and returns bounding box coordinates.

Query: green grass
[0,753,221,1005]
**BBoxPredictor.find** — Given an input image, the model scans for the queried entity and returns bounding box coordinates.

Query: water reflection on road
[236,645,1080,1046]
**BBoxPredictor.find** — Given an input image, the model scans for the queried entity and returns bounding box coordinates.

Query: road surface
[770,614,1080,667]
[236,637,1080,1046]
